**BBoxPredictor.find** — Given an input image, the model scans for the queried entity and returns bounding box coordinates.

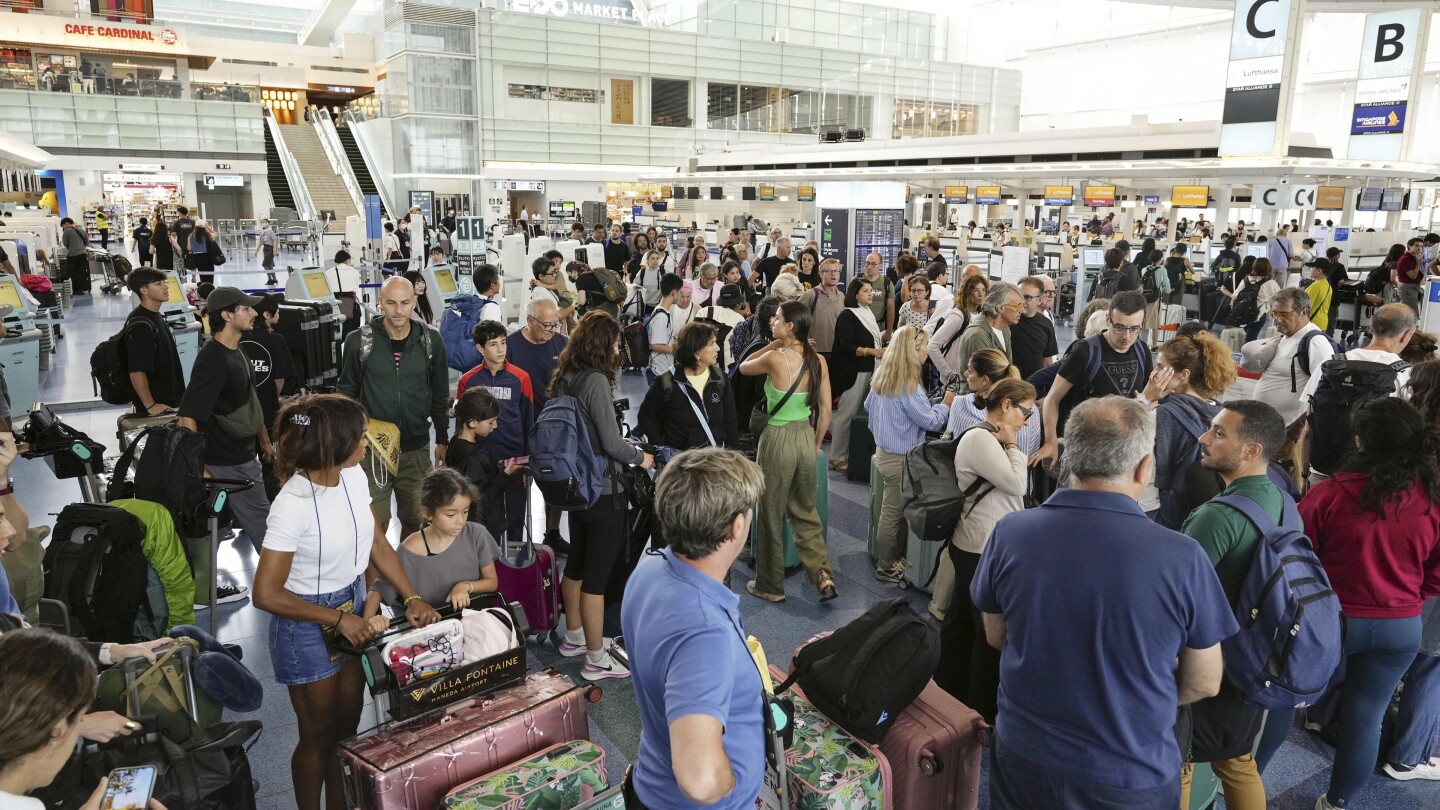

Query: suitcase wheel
[896,579,910,590]
[920,753,938,776]
[583,685,603,704]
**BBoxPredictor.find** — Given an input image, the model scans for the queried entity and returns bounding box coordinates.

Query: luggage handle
[332,592,517,656]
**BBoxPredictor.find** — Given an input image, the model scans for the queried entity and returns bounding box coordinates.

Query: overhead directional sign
[819,208,850,273]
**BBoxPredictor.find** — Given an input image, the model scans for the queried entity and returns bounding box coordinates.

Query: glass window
[707,82,737,130]
[651,77,690,127]
[892,100,978,138]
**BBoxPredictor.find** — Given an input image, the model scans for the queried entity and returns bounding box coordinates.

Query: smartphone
[103,765,157,809]
[500,455,530,468]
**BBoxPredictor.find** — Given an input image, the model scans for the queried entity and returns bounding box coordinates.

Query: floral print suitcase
[442,739,607,810]
[773,666,892,809]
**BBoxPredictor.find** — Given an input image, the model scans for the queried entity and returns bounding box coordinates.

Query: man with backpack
[1177,400,1291,808]
[646,274,683,385]
[338,276,451,539]
[1093,247,1137,301]
[1033,291,1152,467]
[1304,303,1414,482]
[1245,288,1336,487]
[121,268,183,416]
[177,287,273,590]
[473,263,504,323]
[953,283,1020,394]
[507,298,568,552]
[973,396,1235,809]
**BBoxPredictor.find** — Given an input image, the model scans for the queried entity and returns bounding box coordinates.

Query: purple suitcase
[496,499,562,642]
[878,680,989,810]
[339,669,599,810]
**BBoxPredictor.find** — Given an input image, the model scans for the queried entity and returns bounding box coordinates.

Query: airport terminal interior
[4,0,1440,808]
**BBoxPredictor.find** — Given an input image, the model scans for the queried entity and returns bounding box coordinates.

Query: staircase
[335,125,384,216]
[277,123,360,232]
[263,125,296,213]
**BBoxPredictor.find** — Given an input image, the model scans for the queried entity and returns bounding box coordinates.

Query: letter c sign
[1246,0,1279,39]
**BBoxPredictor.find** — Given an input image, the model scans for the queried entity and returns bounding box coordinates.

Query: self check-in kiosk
[285,266,339,306]
[160,271,203,382]
[421,264,463,387]
[0,276,43,414]
[1077,246,1106,304]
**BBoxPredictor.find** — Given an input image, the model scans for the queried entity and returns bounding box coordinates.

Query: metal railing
[263,110,318,222]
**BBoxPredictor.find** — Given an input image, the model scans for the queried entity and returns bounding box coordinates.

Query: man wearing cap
[696,283,748,371]
[179,287,274,570]
[1303,258,1335,333]
[239,293,297,499]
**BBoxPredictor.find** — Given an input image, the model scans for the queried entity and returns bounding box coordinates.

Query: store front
[0,14,209,98]
[99,170,185,237]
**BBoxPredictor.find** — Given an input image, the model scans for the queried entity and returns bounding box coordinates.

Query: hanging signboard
[1316,187,1347,211]
[1348,8,1423,160]
[1082,186,1115,207]
[943,186,969,204]
[1042,186,1074,206]
[975,186,1002,205]
[759,185,776,201]
[1221,0,1298,157]
[797,185,816,202]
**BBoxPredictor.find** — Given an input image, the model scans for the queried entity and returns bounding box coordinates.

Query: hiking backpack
[1287,330,1341,393]
[1211,494,1345,710]
[529,372,609,510]
[438,294,485,372]
[43,503,149,642]
[775,599,939,744]
[1158,406,1302,530]
[1028,333,1151,400]
[900,423,999,545]
[107,424,209,537]
[1308,354,1408,475]
[1140,265,1162,304]
[91,318,149,405]
[1229,279,1263,326]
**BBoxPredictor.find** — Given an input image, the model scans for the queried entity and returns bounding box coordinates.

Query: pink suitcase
[497,494,562,642]
[339,669,600,810]
[877,680,990,810]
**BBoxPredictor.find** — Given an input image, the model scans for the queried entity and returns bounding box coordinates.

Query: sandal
[747,581,786,603]
[829,460,849,473]
[817,571,838,602]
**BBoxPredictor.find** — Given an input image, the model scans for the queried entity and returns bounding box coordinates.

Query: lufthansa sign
[1253,184,1317,209]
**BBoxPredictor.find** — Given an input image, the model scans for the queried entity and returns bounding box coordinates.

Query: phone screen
[104,766,157,808]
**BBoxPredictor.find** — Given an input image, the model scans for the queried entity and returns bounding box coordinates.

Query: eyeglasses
[1110,325,1145,336]
[1021,294,1040,302]
[1268,308,1298,320]
[1000,301,1025,311]
[1016,403,1035,421]
[1040,289,1056,297]
[528,315,560,330]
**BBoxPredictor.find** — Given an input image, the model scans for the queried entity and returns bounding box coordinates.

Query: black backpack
[1140,265,1162,304]
[1229,279,1264,326]
[694,306,735,367]
[1308,355,1408,475]
[91,317,149,405]
[43,503,148,643]
[108,424,210,537]
[775,598,939,744]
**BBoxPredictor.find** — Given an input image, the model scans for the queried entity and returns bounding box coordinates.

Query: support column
[1214,185,1234,235]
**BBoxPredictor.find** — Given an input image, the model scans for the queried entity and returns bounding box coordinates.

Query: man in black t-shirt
[178,286,273,556]
[171,206,196,260]
[131,217,152,265]
[1033,291,1152,465]
[239,293,296,500]
[1011,276,1059,379]
[123,268,184,414]
[754,236,792,290]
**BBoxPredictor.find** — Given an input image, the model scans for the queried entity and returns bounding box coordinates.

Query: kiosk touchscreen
[1078,246,1106,304]
[160,271,202,381]
[1246,243,1268,260]
[285,267,337,304]
[0,276,40,414]
[422,263,461,320]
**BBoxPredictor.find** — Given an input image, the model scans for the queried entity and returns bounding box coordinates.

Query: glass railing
[190,82,262,104]
[29,73,187,99]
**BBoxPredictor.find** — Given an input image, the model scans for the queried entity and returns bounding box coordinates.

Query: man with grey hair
[508,296,570,552]
[1244,285,1336,490]
[972,396,1235,810]
[952,282,1021,393]
[693,261,722,308]
[757,225,785,261]
[1011,276,1059,379]
[622,448,768,809]
[806,258,846,364]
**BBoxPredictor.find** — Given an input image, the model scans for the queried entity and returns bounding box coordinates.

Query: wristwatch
[0,479,15,497]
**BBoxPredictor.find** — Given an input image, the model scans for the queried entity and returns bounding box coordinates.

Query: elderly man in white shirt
[1300,302,1415,402]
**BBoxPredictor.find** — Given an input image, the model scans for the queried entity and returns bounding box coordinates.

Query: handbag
[737,365,808,457]
[208,237,227,266]
[212,368,264,440]
[184,252,197,270]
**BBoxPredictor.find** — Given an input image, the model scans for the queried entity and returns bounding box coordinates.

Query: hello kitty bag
[381,618,464,687]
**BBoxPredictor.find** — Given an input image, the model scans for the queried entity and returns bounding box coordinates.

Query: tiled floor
[11,255,1437,809]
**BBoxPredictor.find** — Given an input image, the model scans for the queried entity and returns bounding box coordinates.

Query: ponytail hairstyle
[983,378,1037,415]
[1341,397,1440,515]
[777,299,824,409]
[1158,332,1236,399]
[970,348,1020,408]
[272,393,368,484]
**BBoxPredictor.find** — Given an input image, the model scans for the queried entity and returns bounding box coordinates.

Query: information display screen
[1358,188,1383,211]
[431,267,457,293]
[302,271,331,299]
[0,279,23,312]
[1081,247,1105,267]
[1381,189,1405,211]
[854,209,905,275]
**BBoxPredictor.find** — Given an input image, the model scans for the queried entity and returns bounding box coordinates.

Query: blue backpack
[529,371,608,511]
[1211,493,1345,710]
[439,294,485,372]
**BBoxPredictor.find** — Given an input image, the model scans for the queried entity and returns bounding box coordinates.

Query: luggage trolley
[195,477,255,636]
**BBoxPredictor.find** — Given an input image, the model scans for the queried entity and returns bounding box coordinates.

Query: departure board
[854,208,905,275]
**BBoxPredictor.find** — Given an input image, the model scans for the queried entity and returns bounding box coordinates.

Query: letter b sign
[1375,23,1405,63]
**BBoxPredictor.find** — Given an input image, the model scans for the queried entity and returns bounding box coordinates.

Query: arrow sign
[824,214,833,226]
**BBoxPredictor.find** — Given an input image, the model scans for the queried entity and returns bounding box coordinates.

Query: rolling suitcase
[496,505,562,643]
[94,636,222,743]
[275,302,325,392]
[771,665,892,808]
[846,412,874,482]
[877,679,989,810]
[573,784,625,810]
[283,297,342,388]
[1220,327,1246,352]
[339,669,599,810]
[905,529,938,594]
[442,739,607,810]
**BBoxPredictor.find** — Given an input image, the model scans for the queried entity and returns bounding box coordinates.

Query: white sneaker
[1314,795,1340,809]
[1383,760,1440,781]
[557,636,587,657]
[581,649,630,681]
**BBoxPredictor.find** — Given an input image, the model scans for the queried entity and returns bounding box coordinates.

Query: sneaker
[543,530,571,557]
[746,581,785,603]
[581,650,630,681]
[1314,796,1340,810]
[194,584,248,610]
[1384,760,1440,781]
[875,560,906,584]
[557,635,587,658]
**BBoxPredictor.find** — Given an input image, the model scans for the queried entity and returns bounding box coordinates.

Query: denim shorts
[268,577,363,686]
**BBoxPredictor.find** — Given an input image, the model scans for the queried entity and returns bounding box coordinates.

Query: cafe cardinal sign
[12,15,188,52]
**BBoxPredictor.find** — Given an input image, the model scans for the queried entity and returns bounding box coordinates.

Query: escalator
[263,124,297,213]
[335,124,383,216]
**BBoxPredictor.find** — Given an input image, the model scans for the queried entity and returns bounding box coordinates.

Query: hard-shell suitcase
[877,679,989,810]
[283,297,341,388]
[496,526,563,643]
[572,784,625,809]
[442,739,607,810]
[870,455,927,590]
[275,302,325,392]
[746,450,827,572]
[1220,327,1246,353]
[339,669,600,810]
[772,665,892,808]
[847,413,875,483]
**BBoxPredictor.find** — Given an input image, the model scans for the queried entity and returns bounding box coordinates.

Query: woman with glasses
[899,275,934,332]
[935,377,1037,721]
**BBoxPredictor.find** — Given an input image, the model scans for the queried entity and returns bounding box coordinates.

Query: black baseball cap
[1325,246,1343,257]
[206,286,263,311]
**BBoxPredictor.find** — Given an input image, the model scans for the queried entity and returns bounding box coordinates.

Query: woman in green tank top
[738,300,838,602]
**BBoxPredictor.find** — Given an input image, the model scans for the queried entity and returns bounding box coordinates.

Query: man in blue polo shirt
[506,297,569,553]
[622,448,765,809]
[972,395,1236,809]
